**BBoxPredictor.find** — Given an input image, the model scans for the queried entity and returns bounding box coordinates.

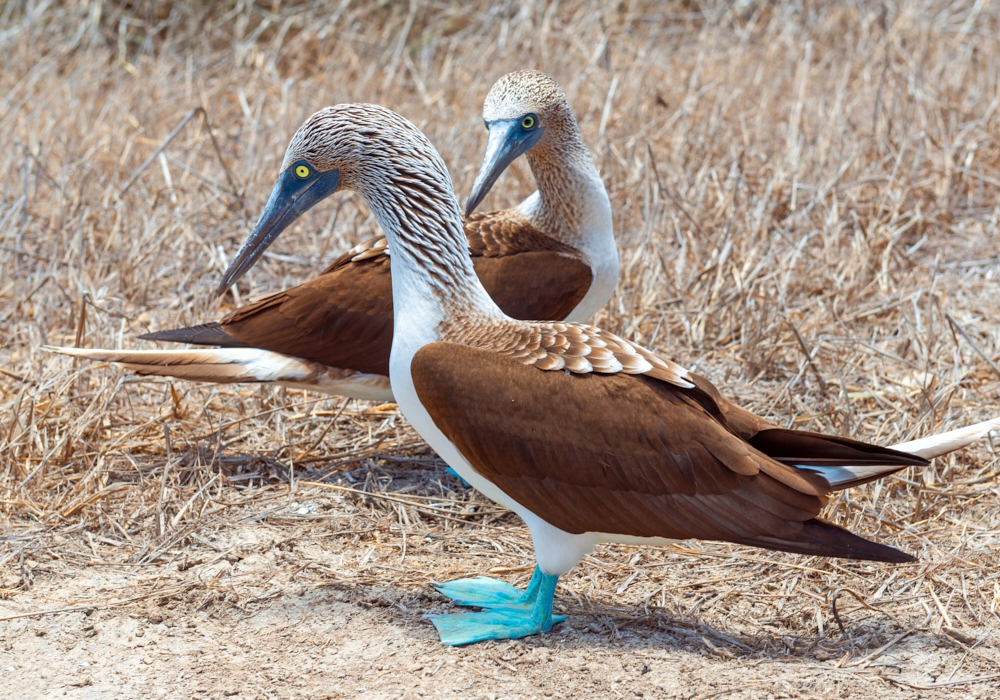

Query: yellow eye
[521,116,535,129]
[295,164,310,178]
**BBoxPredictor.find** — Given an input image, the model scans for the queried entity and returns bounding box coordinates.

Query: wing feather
[146,214,594,377]
[411,342,917,561]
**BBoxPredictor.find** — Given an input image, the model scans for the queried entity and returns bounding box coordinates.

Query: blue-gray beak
[217,167,340,296]
[465,120,545,217]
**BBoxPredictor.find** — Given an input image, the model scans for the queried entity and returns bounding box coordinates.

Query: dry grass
[3,1,1000,697]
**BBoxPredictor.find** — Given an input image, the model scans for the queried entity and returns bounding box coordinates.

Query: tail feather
[138,323,246,348]
[740,518,915,563]
[889,417,1000,459]
[797,417,1000,489]
[45,346,319,384]
[751,429,928,468]
[44,345,394,400]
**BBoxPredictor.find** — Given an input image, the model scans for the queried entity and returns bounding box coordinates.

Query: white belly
[280,370,393,401]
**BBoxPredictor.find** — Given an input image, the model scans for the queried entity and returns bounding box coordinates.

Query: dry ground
[4,1,1000,698]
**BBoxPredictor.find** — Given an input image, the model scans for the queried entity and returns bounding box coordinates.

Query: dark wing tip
[138,323,247,348]
[750,429,931,469]
[741,518,916,563]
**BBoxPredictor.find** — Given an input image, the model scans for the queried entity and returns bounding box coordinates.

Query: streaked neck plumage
[356,161,504,359]
[519,104,617,322]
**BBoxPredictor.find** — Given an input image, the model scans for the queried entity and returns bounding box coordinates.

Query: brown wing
[466,210,594,321]
[411,342,915,562]
[474,251,591,322]
[219,244,395,376]
[152,210,595,375]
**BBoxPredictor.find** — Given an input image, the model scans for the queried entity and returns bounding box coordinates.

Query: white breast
[516,170,618,323]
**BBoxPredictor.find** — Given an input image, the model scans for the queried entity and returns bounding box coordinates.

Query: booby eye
[295,164,311,178]
[521,115,536,129]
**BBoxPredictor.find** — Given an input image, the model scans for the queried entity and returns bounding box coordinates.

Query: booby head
[218,103,457,295]
[466,70,571,217]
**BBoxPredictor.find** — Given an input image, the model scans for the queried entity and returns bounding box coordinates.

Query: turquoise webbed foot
[434,567,541,607]
[429,607,566,645]
[428,567,563,646]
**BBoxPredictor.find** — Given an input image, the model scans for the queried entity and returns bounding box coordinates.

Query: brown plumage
[198,101,931,566]
[411,342,923,562]
[142,211,592,378]
[195,101,1000,645]
[120,71,613,399]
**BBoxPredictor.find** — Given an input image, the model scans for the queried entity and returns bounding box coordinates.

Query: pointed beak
[465,120,545,217]
[217,168,340,296]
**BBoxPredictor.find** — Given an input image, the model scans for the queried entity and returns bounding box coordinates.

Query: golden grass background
[3,1,1000,696]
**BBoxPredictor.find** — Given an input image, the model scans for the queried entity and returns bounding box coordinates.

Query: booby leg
[435,566,542,607]
[443,466,471,487]
[428,568,563,645]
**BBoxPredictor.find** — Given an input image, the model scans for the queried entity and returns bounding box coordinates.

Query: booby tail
[43,345,391,399]
[789,417,1000,489]
[686,374,999,490]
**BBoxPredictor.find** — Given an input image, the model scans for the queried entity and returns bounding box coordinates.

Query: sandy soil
[3,472,999,700]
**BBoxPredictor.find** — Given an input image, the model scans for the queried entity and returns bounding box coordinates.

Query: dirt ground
[4,442,1000,700]
[6,2,1000,698]
[4,480,1000,700]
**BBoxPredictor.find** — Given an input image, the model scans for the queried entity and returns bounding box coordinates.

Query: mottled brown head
[481,70,569,127]
[219,104,464,295]
[281,103,453,195]
[467,70,585,216]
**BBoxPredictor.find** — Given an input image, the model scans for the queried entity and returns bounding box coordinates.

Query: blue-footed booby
[213,102,999,645]
[50,71,617,402]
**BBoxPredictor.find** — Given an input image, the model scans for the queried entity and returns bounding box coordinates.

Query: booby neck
[518,106,617,322]
[358,168,505,353]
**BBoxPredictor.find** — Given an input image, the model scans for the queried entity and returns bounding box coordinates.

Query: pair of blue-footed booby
[207,101,999,646]
[54,72,617,401]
